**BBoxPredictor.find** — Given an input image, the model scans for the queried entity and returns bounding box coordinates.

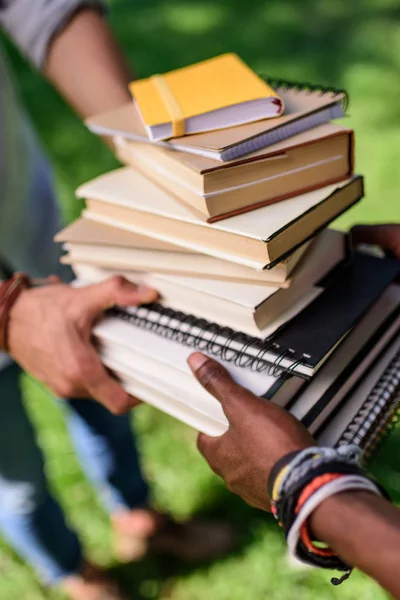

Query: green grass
[1,0,400,598]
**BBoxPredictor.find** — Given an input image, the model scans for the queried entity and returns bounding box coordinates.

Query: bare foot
[61,562,127,600]
[112,509,237,563]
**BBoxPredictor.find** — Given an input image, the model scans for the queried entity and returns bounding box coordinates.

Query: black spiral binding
[260,75,349,111]
[337,349,400,459]
[108,304,308,378]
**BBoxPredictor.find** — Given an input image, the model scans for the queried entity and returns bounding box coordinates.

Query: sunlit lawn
[1,0,399,598]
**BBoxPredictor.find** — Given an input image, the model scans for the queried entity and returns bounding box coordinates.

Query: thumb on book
[188,353,246,419]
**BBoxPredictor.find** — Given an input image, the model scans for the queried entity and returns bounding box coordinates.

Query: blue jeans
[0,363,149,585]
[0,92,149,584]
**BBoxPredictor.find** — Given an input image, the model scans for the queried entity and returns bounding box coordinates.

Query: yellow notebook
[130,53,283,141]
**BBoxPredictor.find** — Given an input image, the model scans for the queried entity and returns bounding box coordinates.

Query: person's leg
[1,62,236,565]
[65,399,149,513]
[0,363,130,600]
[0,59,129,597]
[0,363,82,585]
[65,397,237,563]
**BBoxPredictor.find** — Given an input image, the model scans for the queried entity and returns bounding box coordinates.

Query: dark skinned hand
[188,353,314,511]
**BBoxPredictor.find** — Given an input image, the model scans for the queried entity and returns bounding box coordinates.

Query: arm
[188,353,400,598]
[0,1,133,118]
[44,7,133,119]
[311,491,400,598]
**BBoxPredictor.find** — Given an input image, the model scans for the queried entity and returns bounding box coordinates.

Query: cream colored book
[71,228,345,335]
[58,218,313,287]
[55,217,190,252]
[115,124,354,221]
[77,167,362,270]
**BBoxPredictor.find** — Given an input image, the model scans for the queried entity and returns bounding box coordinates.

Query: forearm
[310,490,400,598]
[44,7,132,119]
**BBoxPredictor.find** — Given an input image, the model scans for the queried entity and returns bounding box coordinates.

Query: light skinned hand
[188,353,314,511]
[7,276,158,414]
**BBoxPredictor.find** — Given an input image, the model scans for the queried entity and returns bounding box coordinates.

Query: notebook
[288,284,400,434]
[86,79,346,161]
[92,273,400,436]
[70,228,346,335]
[78,167,363,270]
[56,218,311,286]
[101,346,303,436]
[94,298,315,437]
[130,53,284,140]
[317,333,400,458]
[92,253,400,381]
[115,124,354,221]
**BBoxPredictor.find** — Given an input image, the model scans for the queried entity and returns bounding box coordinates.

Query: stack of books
[56,54,400,458]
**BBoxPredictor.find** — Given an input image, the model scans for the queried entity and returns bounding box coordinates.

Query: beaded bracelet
[287,474,382,584]
[268,446,390,584]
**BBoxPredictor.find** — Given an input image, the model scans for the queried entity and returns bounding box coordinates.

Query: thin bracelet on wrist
[0,273,62,352]
[0,273,32,352]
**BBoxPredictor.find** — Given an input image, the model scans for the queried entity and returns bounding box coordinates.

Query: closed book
[115,124,354,222]
[70,228,346,335]
[86,80,345,161]
[55,217,189,252]
[57,218,313,287]
[77,167,363,270]
[130,53,283,141]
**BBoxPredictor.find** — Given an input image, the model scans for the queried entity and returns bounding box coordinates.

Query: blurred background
[1,0,399,598]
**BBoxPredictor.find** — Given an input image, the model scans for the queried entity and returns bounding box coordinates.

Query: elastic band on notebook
[151,75,185,137]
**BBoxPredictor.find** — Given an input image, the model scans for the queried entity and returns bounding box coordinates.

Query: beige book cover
[114,124,353,221]
[55,217,192,252]
[59,218,313,286]
[77,166,362,269]
[71,228,344,334]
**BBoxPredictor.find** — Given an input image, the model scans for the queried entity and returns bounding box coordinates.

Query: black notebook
[109,252,400,379]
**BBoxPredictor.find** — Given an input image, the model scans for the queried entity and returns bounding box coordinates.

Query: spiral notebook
[93,278,400,437]
[288,285,400,434]
[86,78,346,161]
[100,253,400,380]
[317,333,400,459]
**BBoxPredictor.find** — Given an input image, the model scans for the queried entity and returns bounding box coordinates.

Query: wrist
[270,445,389,584]
[0,274,32,352]
[309,489,384,542]
[0,274,60,353]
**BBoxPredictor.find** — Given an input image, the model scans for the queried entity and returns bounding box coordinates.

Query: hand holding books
[189,352,400,596]
[3,276,157,414]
